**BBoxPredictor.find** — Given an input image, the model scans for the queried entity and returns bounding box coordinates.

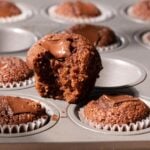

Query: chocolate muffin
[0,57,33,84]
[130,0,150,20]
[27,33,102,103]
[55,0,101,18]
[66,24,117,47]
[83,95,150,125]
[0,1,21,17]
[0,96,48,125]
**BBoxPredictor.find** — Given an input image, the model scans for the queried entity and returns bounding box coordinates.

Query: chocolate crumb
[51,114,59,121]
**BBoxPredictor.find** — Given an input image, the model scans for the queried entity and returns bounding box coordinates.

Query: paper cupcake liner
[48,4,113,24]
[0,3,33,23]
[0,76,35,89]
[79,108,150,132]
[96,37,121,52]
[127,6,136,18]
[0,117,48,134]
[142,32,150,46]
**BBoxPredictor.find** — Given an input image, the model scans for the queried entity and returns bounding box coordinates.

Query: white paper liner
[96,37,121,52]
[127,6,150,23]
[48,4,113,24]
[142,32,150,46]
[0,117,48,134]
[0,3,33,23]
[79,108,150,132]
[0,76,35,89]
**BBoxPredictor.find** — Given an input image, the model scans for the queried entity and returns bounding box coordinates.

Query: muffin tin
[0,0,150,149]
[0,27,37,53]
[95,57,146,88]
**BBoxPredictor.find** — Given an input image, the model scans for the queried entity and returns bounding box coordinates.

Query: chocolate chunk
[40,39,71,59]
[55,0,101,18]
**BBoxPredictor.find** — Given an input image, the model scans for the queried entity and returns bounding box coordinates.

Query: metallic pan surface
[0,27,37,53]
[95,57,147,88]
[0,0,150,149]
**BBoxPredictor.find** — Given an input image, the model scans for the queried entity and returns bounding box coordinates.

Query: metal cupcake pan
[0,94,60,138]
[134,30,150,50]
[0,0,150,149]
[0,27,37,53]
[95,57,147,88]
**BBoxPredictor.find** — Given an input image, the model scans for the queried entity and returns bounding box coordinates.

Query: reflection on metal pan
[0,27,37,53]
[96,57,147,88]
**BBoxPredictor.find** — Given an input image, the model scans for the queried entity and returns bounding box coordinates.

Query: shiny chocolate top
[98,95,140,108]
[0,96,42,115]
[67,24,117,47]
[40,39,71,59]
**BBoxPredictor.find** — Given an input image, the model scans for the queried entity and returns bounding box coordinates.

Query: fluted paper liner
[96,37,121,52]
[0,117,48,134]
[48,4,113,24]
[79,108,150,132]
[0,3,33,23]
[0,76,35,89]
[127,6,136,18]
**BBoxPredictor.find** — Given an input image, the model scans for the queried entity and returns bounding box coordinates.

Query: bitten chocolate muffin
[0,96,48,125]
[27,33,102,103]
[0,1,21,17]
[83,95,150,125]
[130,0,150,20]
[0,57,33,84]
[55,0,101,18]
[66,24,117,47]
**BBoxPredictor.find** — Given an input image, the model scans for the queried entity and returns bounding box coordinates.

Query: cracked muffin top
[83,95,150,125]
[55,0,101,18]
